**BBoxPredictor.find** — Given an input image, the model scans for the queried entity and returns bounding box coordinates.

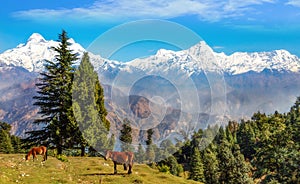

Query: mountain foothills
[0,33,300,138]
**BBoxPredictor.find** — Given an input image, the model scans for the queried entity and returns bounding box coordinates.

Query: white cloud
[286,0,300,7]
[12,0,277,22]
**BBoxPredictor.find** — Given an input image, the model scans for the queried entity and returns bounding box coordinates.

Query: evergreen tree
[72,52,112,154]
[237,119,256,160]
[289,97,300,149]
[10,135,22,153]
[0,122,13,153]
[27,30,78,154]
[232,144,253,184]
[218,139,235,183]
[119,118,133,151]
[135,143,145,163]
[191,129,203,149]
[146,128,153,145]
[189,147,205,182]
[203,145,219,184]
[146,129,155,163]
[254,114,287,178]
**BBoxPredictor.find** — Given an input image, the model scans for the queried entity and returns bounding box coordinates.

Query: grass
[0,154,200,184]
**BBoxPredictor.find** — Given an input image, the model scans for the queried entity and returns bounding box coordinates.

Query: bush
[56,154,68,162]
[158,164,170,173]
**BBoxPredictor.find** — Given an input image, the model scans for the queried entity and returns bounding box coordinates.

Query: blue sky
[1,0,300,61]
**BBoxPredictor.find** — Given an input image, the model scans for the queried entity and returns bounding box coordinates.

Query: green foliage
[119,118,133,151]
[135,144,145,163]
[73,52,112,153]
[237,119,256,160]
[0,129,13,153]
[0,122,23,153]
[158,97,300,183]
[217,139,236,183]
[232,144,253,184]
[0,122,13,153]
[203,146,219,184]
[146,129,154,145]
[158,164,170,173]
[10,135,24,153]
[146,144,156,163]
[28,30,78,154]
[158,155,183,176]
[28,31,112,155]
[146,129,156,163]
[56,154,69,162]
[188,147,205,182]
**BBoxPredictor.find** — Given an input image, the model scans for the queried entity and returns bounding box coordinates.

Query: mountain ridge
[1,33,300,138]
[0,33,299,75]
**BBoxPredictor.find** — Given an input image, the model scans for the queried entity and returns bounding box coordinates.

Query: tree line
[120,98,299,183]
[0,121,23,153]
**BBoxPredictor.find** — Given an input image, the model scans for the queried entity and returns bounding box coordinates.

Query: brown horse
[104,150,134,174]
[25,146,47,162]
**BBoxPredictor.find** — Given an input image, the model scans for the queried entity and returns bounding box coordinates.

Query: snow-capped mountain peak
[0,33,86,72]
[26,33,46,43]
[215,49,300,74]
[0,33,300,75]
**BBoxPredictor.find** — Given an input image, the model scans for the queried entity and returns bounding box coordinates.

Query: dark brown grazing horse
[25,146,47,162]
[105,150,134,174]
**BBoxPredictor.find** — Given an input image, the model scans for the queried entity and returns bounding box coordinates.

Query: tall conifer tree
[189,147,205,182]
[203,146,219,184]
[72,52,112,153]
[0,122,13,153]
[119,118,133,151]
[28,30,77,154]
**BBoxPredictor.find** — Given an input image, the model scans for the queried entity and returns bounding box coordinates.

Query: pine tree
[158,139,177,161]
[10,135,22,153]
[168,155,181,176]
[237,120,256,160]
[0,122,13,153]
[72,52,112,153]
[203,145,219,184]
[146,129,155,163]
[218,139,235,183]
[253,109,300,183]
[119,118,133,151]
[146,129,153,145]
[232,144,253,184]
[135,143,145,163]
[27,30,78,154]
[189,147,205,182]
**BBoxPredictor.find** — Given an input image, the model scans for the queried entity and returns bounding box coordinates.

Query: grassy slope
[0,154,200,184]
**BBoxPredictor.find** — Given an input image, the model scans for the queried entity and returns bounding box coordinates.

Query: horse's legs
[123,163,127,170]
[113,161,117,174]
[128,164,132,174]
[33,153,36,162]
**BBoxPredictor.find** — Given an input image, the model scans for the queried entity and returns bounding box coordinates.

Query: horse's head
[25,155,29,161]
[104,150,112,161]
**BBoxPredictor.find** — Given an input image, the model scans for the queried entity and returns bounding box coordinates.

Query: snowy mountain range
[1,33,300,75]
[1,33,300,138]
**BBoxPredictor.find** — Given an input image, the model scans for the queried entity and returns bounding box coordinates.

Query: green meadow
[0,154,200,184]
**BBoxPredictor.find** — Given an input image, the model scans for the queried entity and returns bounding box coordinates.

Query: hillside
[0,154,199,184]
